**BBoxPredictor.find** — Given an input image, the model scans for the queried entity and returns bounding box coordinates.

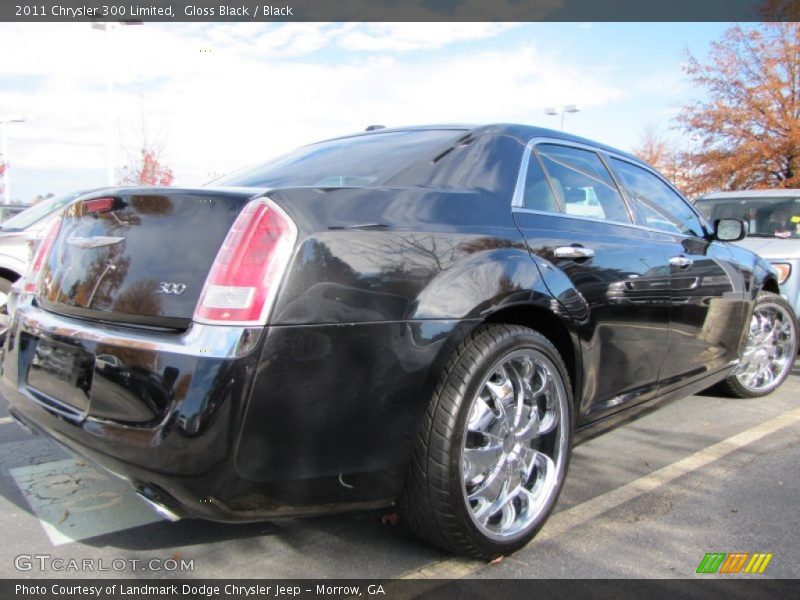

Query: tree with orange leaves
[117,147,175,186]
[677,23,800,195]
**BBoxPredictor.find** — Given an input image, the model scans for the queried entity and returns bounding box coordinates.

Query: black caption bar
[2,0,799,22]
[4,579,800,600]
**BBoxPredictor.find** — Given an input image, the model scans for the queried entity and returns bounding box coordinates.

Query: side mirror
[714,218,747,242]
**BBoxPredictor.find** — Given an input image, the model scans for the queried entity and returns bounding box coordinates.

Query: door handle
[669,255,694,269]
[554,246,595,260]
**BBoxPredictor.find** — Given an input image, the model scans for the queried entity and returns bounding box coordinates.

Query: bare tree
[116,109,174,186]
[117,148,174,186]
[632,123,671,170]
[632,123,691,195]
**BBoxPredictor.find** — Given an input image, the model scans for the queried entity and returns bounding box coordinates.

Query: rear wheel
[715,291,798,398]
[399,324,573,559]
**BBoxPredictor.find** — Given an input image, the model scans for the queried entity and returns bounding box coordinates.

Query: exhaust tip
[136,492,181,522]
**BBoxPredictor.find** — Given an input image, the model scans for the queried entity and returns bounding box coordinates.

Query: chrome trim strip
[21,388,87,423]
[66,236,125,249]
[596,150,637,225]
[511,138,536,209]
[512,207,658,235]
[19,305,257,359]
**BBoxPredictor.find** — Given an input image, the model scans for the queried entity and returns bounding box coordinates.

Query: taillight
[194,198,297,325]
[24,219,62,293]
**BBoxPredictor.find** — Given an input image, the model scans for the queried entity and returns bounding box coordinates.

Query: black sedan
[1,124,796,559]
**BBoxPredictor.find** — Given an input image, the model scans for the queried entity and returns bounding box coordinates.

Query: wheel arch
[407,299,583,471]
[481,302,582,401]
[0,255,25,284]
[0,267,21,284]
[761,276,780,295]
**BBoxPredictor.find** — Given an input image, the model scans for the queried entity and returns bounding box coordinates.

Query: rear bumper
[0,301,457,520]
[1,299,270,521]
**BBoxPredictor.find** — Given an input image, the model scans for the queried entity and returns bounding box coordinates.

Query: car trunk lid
[35,188,257,330]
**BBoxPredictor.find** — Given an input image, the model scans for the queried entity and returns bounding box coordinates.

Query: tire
[398,324,573,559]
[714,291,798,398]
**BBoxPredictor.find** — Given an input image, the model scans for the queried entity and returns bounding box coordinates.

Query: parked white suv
[696,190,800,317]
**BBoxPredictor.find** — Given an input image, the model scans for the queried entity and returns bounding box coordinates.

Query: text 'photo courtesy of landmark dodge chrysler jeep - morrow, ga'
[1,125,797,559]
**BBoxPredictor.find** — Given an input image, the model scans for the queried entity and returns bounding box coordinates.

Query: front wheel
[716,291,798,398]
[399,324,573,559]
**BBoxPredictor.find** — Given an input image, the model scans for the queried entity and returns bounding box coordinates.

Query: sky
[0,21,732,202]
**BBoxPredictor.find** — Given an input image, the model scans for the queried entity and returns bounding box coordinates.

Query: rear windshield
[214,130,466,188]
[697,197,800,239]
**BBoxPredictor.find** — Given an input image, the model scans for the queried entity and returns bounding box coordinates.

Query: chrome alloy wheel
[460,349,568,541]
[735,302,797,393]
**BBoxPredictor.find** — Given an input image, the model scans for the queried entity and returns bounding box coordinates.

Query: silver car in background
[696,190,800,318]
[0,189,103,333]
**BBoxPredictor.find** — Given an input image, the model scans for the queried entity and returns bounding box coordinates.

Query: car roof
[697,190,800,200]
[318,123,644,165]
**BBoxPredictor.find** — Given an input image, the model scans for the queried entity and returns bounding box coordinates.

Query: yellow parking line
[399,406,800,579]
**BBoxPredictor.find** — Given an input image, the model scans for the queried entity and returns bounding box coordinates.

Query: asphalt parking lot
[0,365,798,580]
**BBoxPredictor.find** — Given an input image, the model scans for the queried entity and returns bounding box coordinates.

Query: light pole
[91,21,142,186]
[0,117,25,204]
[92,22,119,186]
[544,105,580,131]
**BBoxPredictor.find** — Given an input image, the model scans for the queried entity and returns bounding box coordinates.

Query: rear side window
[610,158,705,237]
[536,144,630,223]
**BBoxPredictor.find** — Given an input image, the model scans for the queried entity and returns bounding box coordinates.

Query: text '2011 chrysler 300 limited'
[2,125,797,559]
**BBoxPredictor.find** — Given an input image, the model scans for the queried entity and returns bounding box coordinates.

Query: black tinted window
[388,134,523,195]
[610,158,704,237]
[537,145,630,223]
[522,154,560,212]
[216,130,464,188]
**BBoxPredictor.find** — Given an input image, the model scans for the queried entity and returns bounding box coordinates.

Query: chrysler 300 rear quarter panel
[233,187,580,497]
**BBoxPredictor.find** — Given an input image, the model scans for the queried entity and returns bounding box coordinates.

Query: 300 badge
[158,282,187,295]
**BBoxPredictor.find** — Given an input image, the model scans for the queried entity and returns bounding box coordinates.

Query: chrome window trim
[513,206,661,234]
[511,138,536,209]
[512,136,710,241]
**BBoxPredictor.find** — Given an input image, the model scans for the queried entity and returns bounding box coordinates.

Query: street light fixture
[544,104,581,131]
[91,22,120,186]
[0,117,25,204]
